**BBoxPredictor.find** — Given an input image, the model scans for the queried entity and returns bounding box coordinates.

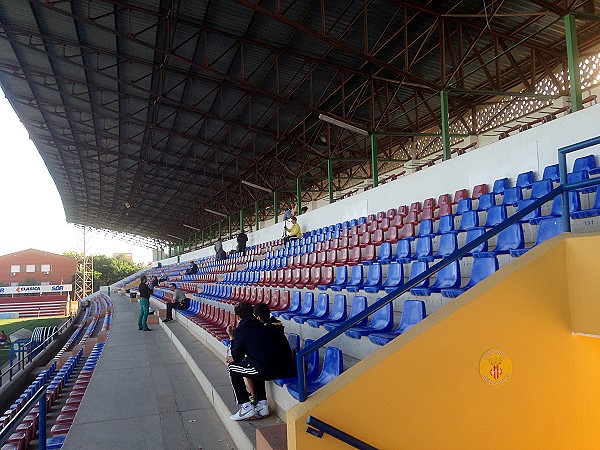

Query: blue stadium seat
[474,222,524,257]
[369,300,426,345]
[568,170,597,193]
[414,236,434,262]
[442,256,499,298]
[394,239,412,263]
[413,260,460,296]
[417,219,434,237]
[376,241,394,264]
[273,290,302,317]
[484,205,507,227]
[346,265,366,292]
[455,210,479,233]
[516,199,541,223]
[287,333,300,355]
[436,214,455,234]
[382,262,404,293]
[435,232,458,259]
[455,198,473,215]
[328,266,349,292]
[324,296,367,331]
[281,292,314,320]
[510,217,562,257]
[530,179,552,199]
[293,293,329,324]
[542,164,560,182]
[287,346,343,400]
[363,263,384,293]
[492,177,510,195]
[502,186,523,206]
[307,294,347,328]
[572,185,600,219]
[530,190,581,224]
[465,227,488,255]
[408,261,429,296]
[516,170,535,189]
[345,301,394,338]
[274,339,319,387]
[477,192,496,211]
[573,154,600,174]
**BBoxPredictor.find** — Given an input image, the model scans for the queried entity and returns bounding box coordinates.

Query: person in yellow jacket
[284,216,301,244]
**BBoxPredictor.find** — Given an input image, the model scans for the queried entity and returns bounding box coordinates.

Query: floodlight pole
[565,14,583,112]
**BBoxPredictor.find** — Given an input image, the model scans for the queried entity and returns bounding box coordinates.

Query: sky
[0,92,153,264]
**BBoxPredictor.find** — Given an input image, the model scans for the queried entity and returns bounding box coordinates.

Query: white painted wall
[158,103,600,265]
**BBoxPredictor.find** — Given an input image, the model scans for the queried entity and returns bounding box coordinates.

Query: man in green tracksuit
[138,275,153,331]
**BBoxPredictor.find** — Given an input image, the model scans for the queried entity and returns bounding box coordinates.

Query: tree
[65,252,146,292]
[22,277,40,286]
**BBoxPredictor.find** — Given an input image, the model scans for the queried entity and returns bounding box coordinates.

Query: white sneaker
[256,402,269,418]
[229,405,256,421]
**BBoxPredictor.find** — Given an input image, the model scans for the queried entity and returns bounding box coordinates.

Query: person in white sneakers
[227,302,294,420]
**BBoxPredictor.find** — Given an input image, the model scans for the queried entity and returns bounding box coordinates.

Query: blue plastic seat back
[350,219,358,227]
[530,179,552,199]
[466,256,499,288]
[430,260,460,290]
[414,236,433,259]
[299,292,315,315]
[347,265,364,287]
[465,227,488,253]
[377,241,393,261]
[458,210,479,231]
[550,191,581,216]
[436,232,458,258]
[303,339,320,379]
[394,239,411,260]
[315,347,344,385]
[593,186,600,209]
[437,214,455,234]
[477,192,496,211]
[485,205,507,227]
[495,223,524,252]
[409,261,429,288]
[502,187,523,206]
[313,293,330,318]
[535,217,562,245]
[398,300,426,333]
[288,333,300,355]
[492,177,510,195]
[383,262,403,288]
[516,199,541,222]
[358,216,367,225]
[542,164,560,182]
[288,291,302,312]
[573,154,597,172]
[333,266,348,285]
[349,296,368,326]
[516,170,534,189]
[417,219,433,237]
[328,295,348,321]
[365,263,383,286]
[368,301,394,331]
[455,198,473,215]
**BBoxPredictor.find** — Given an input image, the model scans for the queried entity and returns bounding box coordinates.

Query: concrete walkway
[63,293,236,450]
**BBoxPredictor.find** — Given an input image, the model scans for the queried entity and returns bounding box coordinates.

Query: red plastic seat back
[472,183,488,199]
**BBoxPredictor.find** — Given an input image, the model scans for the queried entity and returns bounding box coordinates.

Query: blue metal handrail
[0,386,47,450]
[295,137,600,402]
[306,416,378,449]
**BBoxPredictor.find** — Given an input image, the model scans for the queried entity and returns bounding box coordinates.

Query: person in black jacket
[227,302,292,420]
[185,261,198,275]
[237,230,248,255]
[137,275,153,331]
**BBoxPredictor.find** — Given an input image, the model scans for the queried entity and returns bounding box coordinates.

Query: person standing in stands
[138,275,153,331]
[237,230,248,255]
[283,216,302,244]
[227,302,294,420]
[162,283,189,323]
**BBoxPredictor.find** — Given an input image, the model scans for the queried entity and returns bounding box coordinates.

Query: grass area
[0,317,67,367]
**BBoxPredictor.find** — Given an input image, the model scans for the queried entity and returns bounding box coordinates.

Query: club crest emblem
[479,349,512,387]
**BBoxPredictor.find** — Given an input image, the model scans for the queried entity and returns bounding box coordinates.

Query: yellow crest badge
[479,349,512,387]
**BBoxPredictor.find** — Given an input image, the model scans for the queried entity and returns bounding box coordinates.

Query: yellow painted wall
[288,233,600,449]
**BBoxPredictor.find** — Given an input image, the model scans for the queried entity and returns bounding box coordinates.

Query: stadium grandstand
[1,1,600,449]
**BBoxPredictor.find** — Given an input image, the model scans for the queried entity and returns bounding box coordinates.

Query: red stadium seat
[453,189,469,204]
[472,183,488,199]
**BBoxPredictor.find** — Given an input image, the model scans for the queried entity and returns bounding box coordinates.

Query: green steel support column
[565,14,583,112]
[228,216,232,240]
[274,191,279,224]
[255,201,260,231]
[296,177,302,214]
[440,90,451,160]
[201,230,204,247]
[239,209,244,231]
[370,134,378,188]
[218,221,222,238]
[327,159,334,204]
[209,224,212,244]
